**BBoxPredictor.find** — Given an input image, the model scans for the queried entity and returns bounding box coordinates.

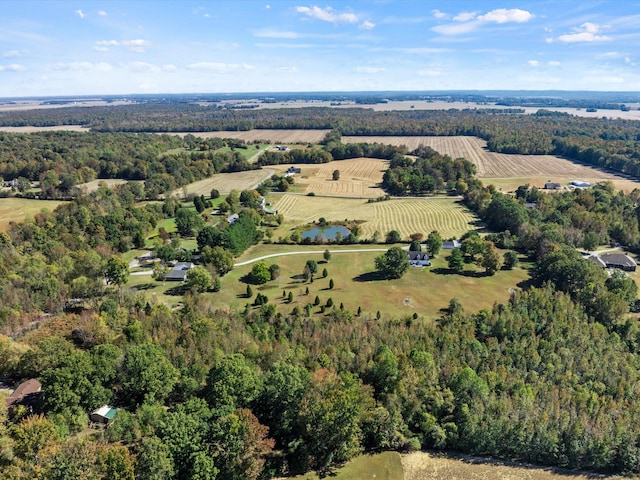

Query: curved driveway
[234,246,406,266]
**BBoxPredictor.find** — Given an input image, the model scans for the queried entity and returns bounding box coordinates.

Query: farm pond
[301,225,351,241]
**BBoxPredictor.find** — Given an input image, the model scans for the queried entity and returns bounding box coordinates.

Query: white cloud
[75,9,86,19]
[432,22,479,35]
[51,62,112,72]
[125,62,161,73]
[0,64,26,72]
[453,11,478,22]
[360,20,375,30]
[432,9,448,20]
[254,29,300,39]
[186,62,255,73]
[558,23,611,43]
[353,66,385,73]
[477,8,534,24]
[163,64,178,72]
[548,60,561,66]
[265,4,271,9]
[528,60,539,66]
[276,66,299,73]
[95,39,152,53]
[98,10,107,16]
[3,50,22,58]
[295,6,358,24]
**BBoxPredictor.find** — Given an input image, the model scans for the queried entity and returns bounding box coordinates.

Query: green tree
[12,414,60,465]
[121,344,179,407]
[385,230,402,244]
[288,291,294,303]
[186,266,213,293]
[135,436,175,480]
[461,232,485,260]
[248,261,271,285]
[201,245,234,276]
[206,354,261,411]
[175,208,204,236]
[329,278,335,289]
[480,241,502,275]
[409,240,421,252]
[503,250,519,270]
[426,230,442,257]
[447,248,464,273]
[323,249,331,262]
[104,256,130,287]
[332,169,340,181]
[375,246,410,279]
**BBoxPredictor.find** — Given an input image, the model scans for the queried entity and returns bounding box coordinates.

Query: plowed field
[271,194,477,240]
[171,169,275,198]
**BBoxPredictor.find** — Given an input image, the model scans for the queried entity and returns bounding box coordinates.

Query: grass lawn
[0,197,65,231]
[214,243,532,320]
[283,452,404,480]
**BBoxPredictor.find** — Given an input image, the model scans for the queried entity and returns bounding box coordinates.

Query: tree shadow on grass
[131,283,156,291]
[164,284,188,296]
[432,267,489,278]
[352,271,386,282]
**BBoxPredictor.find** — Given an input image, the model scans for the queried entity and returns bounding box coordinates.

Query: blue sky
[1,1,639,97]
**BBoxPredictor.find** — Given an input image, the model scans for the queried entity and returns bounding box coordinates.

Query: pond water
[301,225,351,241]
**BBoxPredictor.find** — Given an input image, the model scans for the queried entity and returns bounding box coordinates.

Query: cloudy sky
[1,1,639,97]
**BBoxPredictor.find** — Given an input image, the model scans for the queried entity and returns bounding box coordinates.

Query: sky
[1,0,639,97]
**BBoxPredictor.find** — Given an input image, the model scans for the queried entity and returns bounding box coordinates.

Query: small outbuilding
[165,262,193,281]
[570,180,591,188]
[545,182,561,190]
[90,405,118,424]
[442,240,461,250]
[5,378,42,410]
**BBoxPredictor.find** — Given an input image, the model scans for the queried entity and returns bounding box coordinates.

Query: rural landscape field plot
[0,198,64,231]
[170,168,275,198]
[271,194,478,240]
[271,157,388,197]
[180,129,330,144]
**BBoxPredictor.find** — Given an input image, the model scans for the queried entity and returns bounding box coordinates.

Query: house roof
[165,262,193,281]
[588,255,607,268]
[5,378,41,408]
[600,253,637,268]
[408,251,429,261]
[91,405,118,420]
[442,240,461,249]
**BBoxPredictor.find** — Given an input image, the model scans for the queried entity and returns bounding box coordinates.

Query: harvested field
[342,135,640,192]
[170,169,275,198]
[76,179,128,194]
[0,125,90,133]
[176,129,330,144]
[0,198,64,231]
[271,194,477,240]
[270,157,388,197]
[401,451,623,480]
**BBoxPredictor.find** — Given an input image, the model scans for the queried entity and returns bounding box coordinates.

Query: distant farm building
[165,262,193,281]
[589,253,637,272]
[90,405,118,424]
[227,213,240,225]
[442,240,462,250]
[284,166,301,177]
[275,145,289,151]
[5,378,42,411]
[408,251,431,266]
[545,182,561,190]
[570,180,591,188]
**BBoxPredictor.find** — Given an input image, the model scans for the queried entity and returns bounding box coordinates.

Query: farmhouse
[408,251,431,266]
[275,145,289,151]
[4,178,19,188]
[442,240,462,250]
[599,253,637,272]
[165,262,193,281]
[545,182,561,190]
[5,378,41,410]
[227,213,239,225]
[90,405,118,424]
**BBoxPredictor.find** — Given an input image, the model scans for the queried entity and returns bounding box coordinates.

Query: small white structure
[90,405,118,424]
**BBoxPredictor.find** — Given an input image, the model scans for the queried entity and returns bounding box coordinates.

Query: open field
[212,244,531,320]
[0,198,64,231]
[270,157,388,197]
[282,452,403,480]
[76,178,129,194]
[270,194,478,241]
[176,129,330,144]
[0,125,91,133]
[342,135,640,192]
[170,169,275,198]
[401,451,623,480]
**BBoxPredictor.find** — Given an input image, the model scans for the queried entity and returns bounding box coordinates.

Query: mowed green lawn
[212,243,531,320]
[0,197,65,231]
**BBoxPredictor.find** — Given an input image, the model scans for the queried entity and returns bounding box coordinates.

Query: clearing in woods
[176,129,330,144]
[0,198,64,231]
[170,169,275,198]
[270,194,477,241]
[270,157,388,197]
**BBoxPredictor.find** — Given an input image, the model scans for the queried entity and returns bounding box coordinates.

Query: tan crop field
[270,157,388,197]
[270,194,478,240]
[342,135,640,192]
[0,198,64,231]
[76,178,128,194]
[178,129,330,144]
[170,169,275,198]
[0,125,91,133]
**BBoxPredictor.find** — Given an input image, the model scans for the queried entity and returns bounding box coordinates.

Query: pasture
[213,244,530,320]
[270,194,478,241]
[170,169,275,198]
[76,178,129,194]
[0,198,64,231]
[270,157,388,197]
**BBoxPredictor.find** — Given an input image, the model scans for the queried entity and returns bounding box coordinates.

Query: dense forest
[3,109,640,477]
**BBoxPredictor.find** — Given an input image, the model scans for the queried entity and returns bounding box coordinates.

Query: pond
[301,225,351,241]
